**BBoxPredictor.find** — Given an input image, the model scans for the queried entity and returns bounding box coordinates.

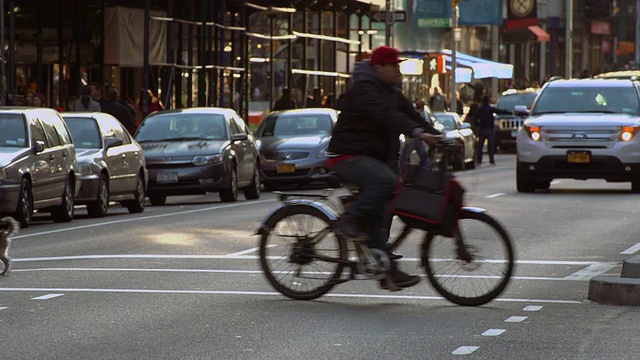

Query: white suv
[516,78,640,192]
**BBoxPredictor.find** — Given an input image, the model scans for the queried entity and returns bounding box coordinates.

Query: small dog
[0,216,19,276]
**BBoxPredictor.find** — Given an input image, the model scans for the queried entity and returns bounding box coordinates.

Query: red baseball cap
[369,46,405,65]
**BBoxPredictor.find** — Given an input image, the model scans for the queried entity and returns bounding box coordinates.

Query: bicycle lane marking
[11,199,277,239]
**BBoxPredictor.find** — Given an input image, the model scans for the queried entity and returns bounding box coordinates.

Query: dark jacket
[328,62,439,162]
[475,104,511,130]
[101,100,136,134]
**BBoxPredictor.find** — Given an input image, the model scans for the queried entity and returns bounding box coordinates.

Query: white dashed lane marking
[452,346,479,355]
[505,316,528,323]
[524,305,543,311]
[481,329,506,336]
[31,294,64,300]
[0,307,7,310]
[621,243,640,255]
[485,193,504,198]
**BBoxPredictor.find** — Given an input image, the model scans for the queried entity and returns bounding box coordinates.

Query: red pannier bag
[391,165,465,237]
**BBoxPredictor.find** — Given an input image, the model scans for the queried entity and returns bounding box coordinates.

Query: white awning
[442,49,513,81]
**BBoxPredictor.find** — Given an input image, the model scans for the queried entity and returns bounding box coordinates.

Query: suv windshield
[532,86,640,115]
[496,92,538,110]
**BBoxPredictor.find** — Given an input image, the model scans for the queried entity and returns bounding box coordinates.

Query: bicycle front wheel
[422,209,515,306]
[259,204,348,300]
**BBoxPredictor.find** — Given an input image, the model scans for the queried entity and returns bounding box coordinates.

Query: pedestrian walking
[475,95,510,165]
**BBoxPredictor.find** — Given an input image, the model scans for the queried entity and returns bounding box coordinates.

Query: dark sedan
[63,112,148,217]
[255,108,339,190]
[134,108,260,204]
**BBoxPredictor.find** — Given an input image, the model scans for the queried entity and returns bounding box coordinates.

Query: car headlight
[77,163,95,176]
[193,154,225,166]
[524,125,541,141]
[620,126,640,142]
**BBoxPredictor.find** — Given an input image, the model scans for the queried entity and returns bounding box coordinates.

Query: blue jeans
[332,156,398,250]
[477,127,495,164]
[399,137,429,170]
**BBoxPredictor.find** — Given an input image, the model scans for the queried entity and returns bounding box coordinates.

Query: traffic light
[428,54,447,74]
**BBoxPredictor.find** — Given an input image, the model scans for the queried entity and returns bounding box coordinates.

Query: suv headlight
[524,125,541,141]
[193,154,224,166]
[620,126,640,142]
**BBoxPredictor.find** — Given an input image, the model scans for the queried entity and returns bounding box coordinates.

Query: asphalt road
[2,153,640,360]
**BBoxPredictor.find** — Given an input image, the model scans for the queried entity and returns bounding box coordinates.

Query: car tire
[15,177,33,228]
[51,177,75,223]
[124,174,146,213]
[220,166,238,202]
[243,165,261,200]
[87,174,110,218]
[149,193,166,206]
[516,161,536,193]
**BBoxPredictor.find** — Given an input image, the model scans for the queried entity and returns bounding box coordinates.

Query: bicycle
[257,142,515,306]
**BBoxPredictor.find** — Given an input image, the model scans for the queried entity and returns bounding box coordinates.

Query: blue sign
[458,0,504,26]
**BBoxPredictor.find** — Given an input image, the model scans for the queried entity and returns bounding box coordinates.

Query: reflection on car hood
[75,148,103,162]
[0,147,31,167]
[444,130,462,139]
[527,113,640,127]
[140,140,227,156]
[259,136,330,151]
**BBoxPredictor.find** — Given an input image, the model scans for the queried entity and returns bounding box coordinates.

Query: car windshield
[257,114,333,137]
[435,114,457,131]
[532,87,640,115]
[136,113,227,142]
[496,93,538,110]
[64,117,102,149]
[0,114,27,148]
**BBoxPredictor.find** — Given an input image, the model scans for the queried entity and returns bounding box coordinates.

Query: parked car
[516,78,640,192]
[0,107,80,227]
[134,107,260,204]
[494,88,540,152]
[254,108,339,190]
[62,112,147,217]
[433,111,477,170]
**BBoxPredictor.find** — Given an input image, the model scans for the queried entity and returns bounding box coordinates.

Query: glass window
[533,86,640,115]
[30,118,47,147]
[435,114,457,131]
[135,113,228,142]
[496,92,538,110]
[65,117,102,149]
[39,116,62,147]
[48,113,73,144]
[257,114,333,137]
[0,114,27,147]
[102,116,131,144]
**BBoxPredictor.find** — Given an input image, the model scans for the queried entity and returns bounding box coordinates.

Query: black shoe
[379,269,420,291]
[333,214,368,242]
[389,251,403,260]
[490,161,496,165]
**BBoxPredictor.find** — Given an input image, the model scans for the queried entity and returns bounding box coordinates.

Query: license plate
[277,164,295,173]
[157,172,178,183]
[511,130,518,137]
[567,151,590,163]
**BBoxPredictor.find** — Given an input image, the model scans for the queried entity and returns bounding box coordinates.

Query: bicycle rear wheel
[422,209,515,306]
[259,204,348,300]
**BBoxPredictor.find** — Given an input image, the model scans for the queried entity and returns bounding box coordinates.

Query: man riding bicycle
[327,46,441,291]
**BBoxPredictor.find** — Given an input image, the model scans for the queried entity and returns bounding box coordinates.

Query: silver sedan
[255,108,339,190]
[63,112,148,217]
[433,111,477,170]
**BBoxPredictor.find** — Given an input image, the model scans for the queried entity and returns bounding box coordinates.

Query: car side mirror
[460,123,471,129]
[104,137,124,149]
[513,105,530,116]
[231,133,248,142]
[33,140,45,154]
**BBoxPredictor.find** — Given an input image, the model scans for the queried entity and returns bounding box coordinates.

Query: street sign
[371,11,407,23]
[418,18,451,28]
